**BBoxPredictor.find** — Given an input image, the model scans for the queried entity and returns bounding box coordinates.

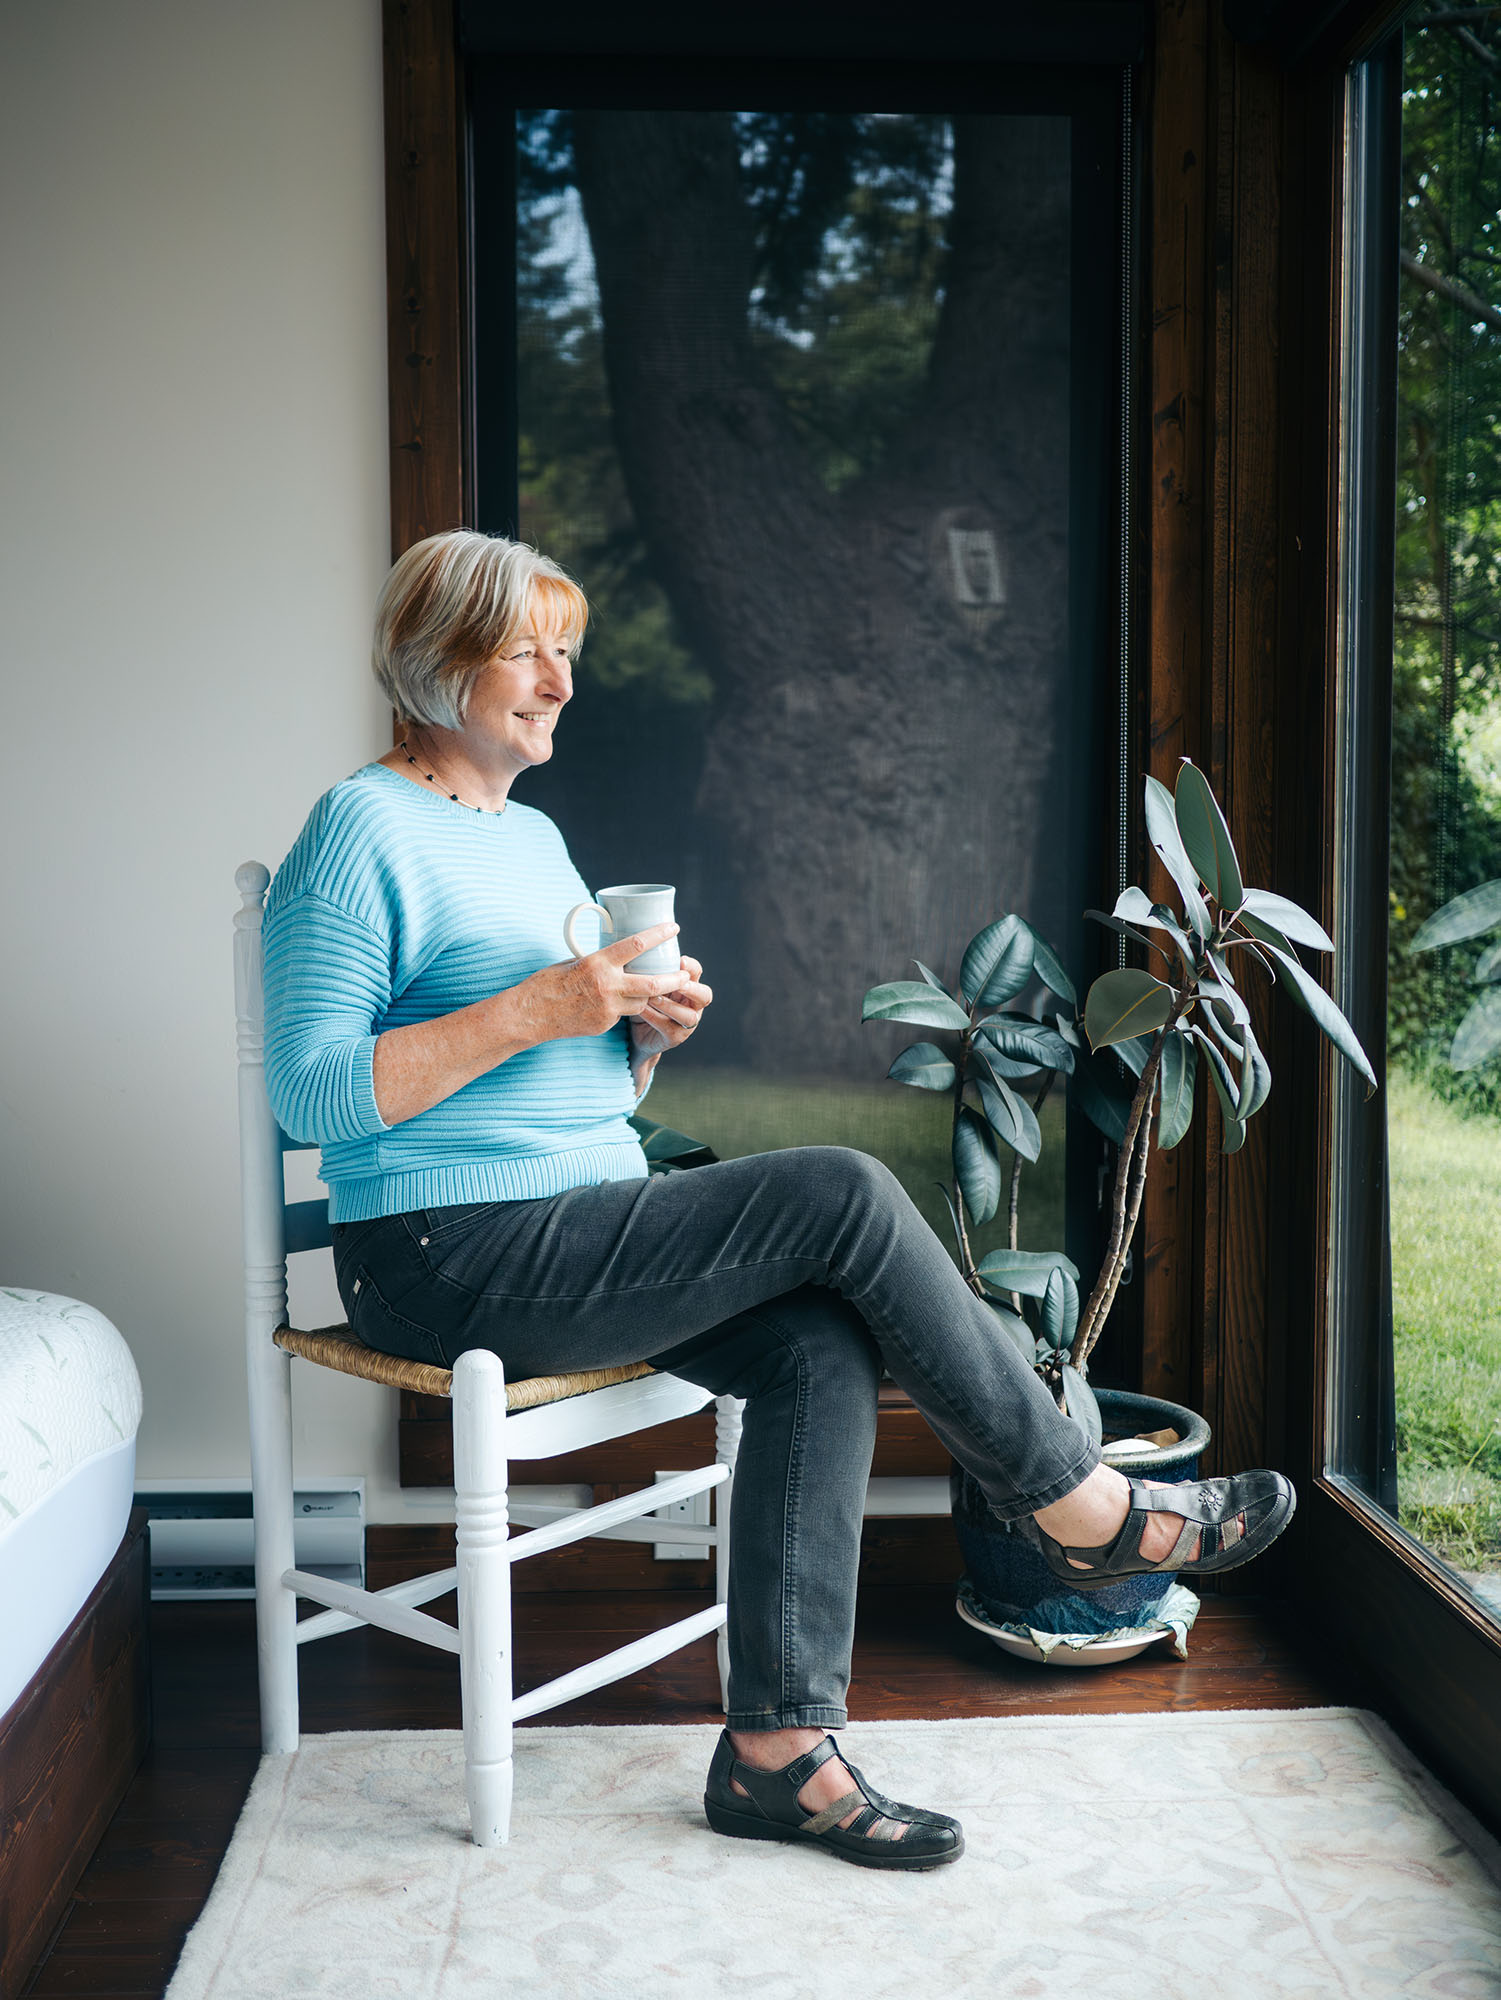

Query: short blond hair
[372,531,589,728]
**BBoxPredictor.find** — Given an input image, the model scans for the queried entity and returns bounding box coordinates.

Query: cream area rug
[164,1710,1501,2000]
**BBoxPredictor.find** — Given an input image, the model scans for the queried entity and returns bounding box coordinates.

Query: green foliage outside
[1386,11,1501,1118]
[1385,12,1501,1585]
[1389,1073,1501,1573]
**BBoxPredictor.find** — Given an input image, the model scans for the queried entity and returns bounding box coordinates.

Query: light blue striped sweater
[262,762,648,1222]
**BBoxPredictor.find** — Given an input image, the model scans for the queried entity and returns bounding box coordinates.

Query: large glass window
[1334,4,1501,1620]
[473,78,1133,1301]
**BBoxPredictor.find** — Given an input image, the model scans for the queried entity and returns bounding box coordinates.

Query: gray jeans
[331,1146,1097,1732]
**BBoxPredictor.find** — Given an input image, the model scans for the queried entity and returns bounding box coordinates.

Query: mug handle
[564,900,614,960]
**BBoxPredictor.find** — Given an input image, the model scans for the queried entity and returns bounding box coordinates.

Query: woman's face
[461,622,574,774]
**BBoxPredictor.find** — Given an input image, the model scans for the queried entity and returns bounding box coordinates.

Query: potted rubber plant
[862,758,1377,1661]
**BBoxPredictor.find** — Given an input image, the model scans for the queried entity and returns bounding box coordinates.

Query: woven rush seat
[272,1322,656,1409]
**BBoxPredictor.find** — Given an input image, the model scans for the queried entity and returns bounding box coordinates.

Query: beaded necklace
[397,736,507,815]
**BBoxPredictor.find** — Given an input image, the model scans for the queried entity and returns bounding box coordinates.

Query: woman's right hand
[513,921,686,1043]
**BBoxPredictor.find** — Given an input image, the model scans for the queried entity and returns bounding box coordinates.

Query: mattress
[0,1288,144,1719]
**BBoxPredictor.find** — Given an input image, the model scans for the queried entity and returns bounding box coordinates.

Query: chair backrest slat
[285,1198,334,1256]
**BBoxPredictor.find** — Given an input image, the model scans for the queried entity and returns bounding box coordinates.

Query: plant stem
[951,1025,984,1294]
[1072,996,1190,1374]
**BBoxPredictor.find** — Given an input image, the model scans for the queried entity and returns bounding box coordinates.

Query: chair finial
[237,860,271,901]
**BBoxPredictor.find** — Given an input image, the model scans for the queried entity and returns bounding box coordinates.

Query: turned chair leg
[453,1349,514,1846]
[714,1395,743,1715]
[247,1329,299,1754]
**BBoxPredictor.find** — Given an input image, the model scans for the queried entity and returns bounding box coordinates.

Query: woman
[263,529,1295,1872]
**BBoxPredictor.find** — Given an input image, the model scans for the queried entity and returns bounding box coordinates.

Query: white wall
[0,0,437,1520]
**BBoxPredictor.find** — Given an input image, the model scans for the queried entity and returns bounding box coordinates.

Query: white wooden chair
[235,861,741,1846]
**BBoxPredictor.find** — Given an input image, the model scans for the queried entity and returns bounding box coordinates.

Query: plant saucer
[954,1592,1173,1668]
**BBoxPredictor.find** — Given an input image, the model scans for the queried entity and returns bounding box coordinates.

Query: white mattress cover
[0,1432,138,1720]
[0,1287,143,1530]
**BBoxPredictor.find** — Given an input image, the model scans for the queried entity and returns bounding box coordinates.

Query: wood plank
[382,0,467,559]
[1,1513,149,2000]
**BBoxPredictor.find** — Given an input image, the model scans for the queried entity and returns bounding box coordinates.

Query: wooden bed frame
[0,1507,150,1999]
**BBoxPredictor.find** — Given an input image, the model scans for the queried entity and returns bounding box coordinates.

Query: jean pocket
[346,1265,450,1371]
[409,1204,492,1252]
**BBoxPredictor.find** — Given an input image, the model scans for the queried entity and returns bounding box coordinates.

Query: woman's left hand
[630,955,711,1084]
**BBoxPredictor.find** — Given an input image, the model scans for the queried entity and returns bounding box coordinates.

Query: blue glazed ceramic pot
[951,1388,1212,1632]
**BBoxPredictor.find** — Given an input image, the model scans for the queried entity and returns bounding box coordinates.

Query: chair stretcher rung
[508,1502,717,1548]
[506,1462,727,1565]
[509,1602,727,1722]
[285,1568,460,1654]
[293,1566,459,1646]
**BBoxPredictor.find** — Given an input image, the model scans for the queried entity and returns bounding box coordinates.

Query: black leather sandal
[703,1730,963,1870]
[1024,1468,1296,1592]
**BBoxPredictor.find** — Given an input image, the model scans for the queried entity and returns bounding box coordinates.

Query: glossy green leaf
[973,1043,1037,1081]
[1189,1027,1246,1154]
[1409,879,1501,955]
[1072,1057,1132,1148]
[1475,939,1501,984]
[1145,775,1212,938]
[1086,908,1172,964]
[887,1042,957,1092]
[976,1017,1074,1075]
[1149,903,1198,965]
[1040,1267,1080,1351]
[976,1072,1042,1164]
[1451,988,1501,1071]
[1020,924,1077,1007]
[628,1117,719,1169]
[961,915,1035,1008]
[953,1108,1003,1223]
[1262,944,1377,1091]
[975,1247,1081,1298]
[1054,1012,1082,1048]
[1114,885,1156,924]
[1158,1030,1198,1150]
[989,1302,1037,1367]
[1084,968,1175,1051]
[912,960,950,994]
[1240,888,1335,953]
[862,981,971,1031]
[1199,996,1245,1057]
[1118,886,1195,961]
[1234,1018,1272,1121]
[1235,910,1296,963]
[1199,974,1250,1027]
[1061,1362,1104,1448]
[1175,760,1244,910]
[1114,1033,1153,1077]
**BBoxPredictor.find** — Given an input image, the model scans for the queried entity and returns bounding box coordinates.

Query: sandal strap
[799,1789,866,1835]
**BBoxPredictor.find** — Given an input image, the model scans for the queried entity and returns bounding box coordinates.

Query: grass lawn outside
[645,1066,1068,1272]
[1388,1069,1501,1577]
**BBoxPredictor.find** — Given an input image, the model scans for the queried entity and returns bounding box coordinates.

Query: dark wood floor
[21,1586,1351,1998]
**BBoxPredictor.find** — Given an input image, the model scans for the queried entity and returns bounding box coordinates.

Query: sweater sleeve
[262,892,391,1144]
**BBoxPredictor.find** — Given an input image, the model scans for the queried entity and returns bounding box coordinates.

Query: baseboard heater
[133,1478,365,1600]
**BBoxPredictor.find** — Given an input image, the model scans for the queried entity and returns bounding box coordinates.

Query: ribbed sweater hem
[326,1142,649,1223]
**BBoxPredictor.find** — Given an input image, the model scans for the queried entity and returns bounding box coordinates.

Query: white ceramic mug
[564,883,681,975]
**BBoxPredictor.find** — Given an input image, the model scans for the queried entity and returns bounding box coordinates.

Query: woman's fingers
[602,920,679,963]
